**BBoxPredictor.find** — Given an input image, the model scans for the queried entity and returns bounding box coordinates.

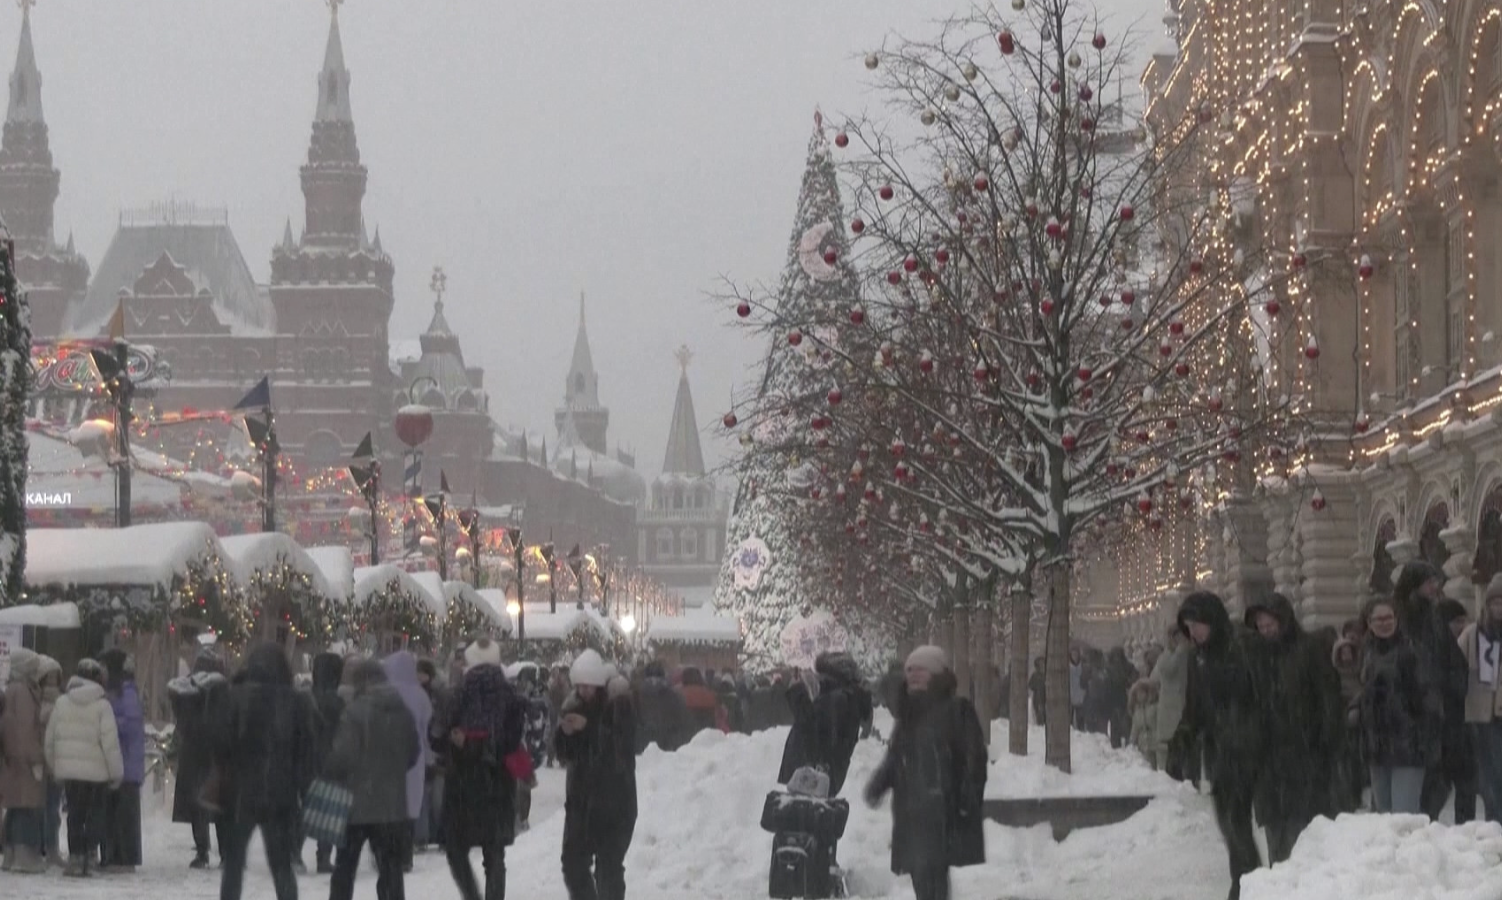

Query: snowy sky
[33,0,1164,479]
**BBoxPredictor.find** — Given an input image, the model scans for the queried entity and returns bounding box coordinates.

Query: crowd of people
[21,569,1488,900]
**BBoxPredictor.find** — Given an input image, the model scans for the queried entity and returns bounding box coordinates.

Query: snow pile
[409,570,450,618]
[1242,815,1502,900]
[350,564,428,608]
[985,719,1182,798]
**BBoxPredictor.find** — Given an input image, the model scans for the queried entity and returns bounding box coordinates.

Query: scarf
[1479,630,1500,687]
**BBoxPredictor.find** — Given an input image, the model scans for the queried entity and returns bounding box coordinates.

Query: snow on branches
[721,0,1311,767]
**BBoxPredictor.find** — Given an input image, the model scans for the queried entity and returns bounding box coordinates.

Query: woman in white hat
[555,650,636,900]
[865,646,988,900]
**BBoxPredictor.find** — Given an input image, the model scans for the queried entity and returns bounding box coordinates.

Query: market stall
[0,603,83,683]
[23,522,250,721]
[645,614,744,672]
[221,533,335,652]
[346,564,441,653]
[446,581,511,645]
[519,606,628,665]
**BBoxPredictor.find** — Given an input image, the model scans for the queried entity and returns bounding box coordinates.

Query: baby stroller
[761,767,849,899]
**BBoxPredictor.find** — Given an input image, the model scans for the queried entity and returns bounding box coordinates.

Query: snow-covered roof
[26,521,224,590]
[351,565,429,609]
[26,430,186,511]
[0,602,80,628]
[409,570,450,619]
[220,532,332,599]
[305,545,355,599]
[518,606,619,642]
[455,583,512,634]
[647,613,743,646]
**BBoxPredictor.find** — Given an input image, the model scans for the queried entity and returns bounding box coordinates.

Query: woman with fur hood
[1,648,48,873]
[167,649,230,869]
[864,646,987,900]
[44,658,123,878]
[555,649,637,900]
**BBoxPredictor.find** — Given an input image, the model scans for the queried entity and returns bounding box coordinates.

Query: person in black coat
[209,643,317,900]
[556,651,637,900]
[1358,597,1444,813]
[1391,560,1470,820]
[303,651,346,873]
[166,648,229,869]
[1172,592,1262,900]
[777,651,870,797]
[633,661,688,753]
[438,640,526,900]
[324,660,420,900]
[1243,593,1343,862]
[1100,648,1135,748]
[864,646,986,900]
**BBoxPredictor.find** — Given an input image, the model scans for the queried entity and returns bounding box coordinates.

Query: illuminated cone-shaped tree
[730,4,1304,769]
[0,235,27,601]
[714,112,880,668]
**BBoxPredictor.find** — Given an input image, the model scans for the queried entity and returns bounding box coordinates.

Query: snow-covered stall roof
[647,613,743,646]
[519,606,620,642]
[0,602,80,628]
[305,546,355,599]
[220,533,332,598]
[351,565,429,609]
[26,521,227,590]
[27,430,186,511]
[452,583,511,634]
[409,570,451,619]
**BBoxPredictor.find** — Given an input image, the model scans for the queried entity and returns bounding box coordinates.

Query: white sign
[25,491,73,507]
[0,624,22,685]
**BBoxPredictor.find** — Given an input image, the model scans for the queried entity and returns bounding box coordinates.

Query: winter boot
[190,850,211,870]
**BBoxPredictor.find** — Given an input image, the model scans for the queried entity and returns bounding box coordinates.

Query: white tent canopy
[351,565,430,609]
[409,571,451,620]
[0,602,80,628]
[520,607,620,642]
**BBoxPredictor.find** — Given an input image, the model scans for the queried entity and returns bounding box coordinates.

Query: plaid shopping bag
[301,778,353,847]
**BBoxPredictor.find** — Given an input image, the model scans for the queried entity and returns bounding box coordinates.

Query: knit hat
[569,649,612,687]
[464,637,503,671]
[905,645,950,675]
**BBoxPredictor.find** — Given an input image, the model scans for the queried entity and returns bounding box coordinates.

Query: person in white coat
[43,658,123,878]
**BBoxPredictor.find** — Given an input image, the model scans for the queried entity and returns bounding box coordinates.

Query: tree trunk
[1042,560,1073,772]
[952,603,972,699]
[971,603,993,744]
[1009,583,1031,757]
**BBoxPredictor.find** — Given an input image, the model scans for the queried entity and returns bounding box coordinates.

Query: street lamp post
[90,340,134,528]
[510,526,526,643]
[424,472,449,580]
[540,538,557,613]
[348,432,380,563]
[458,505,482,589]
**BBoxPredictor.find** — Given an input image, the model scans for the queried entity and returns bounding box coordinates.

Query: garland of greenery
[343,578,438,649]
[241,554,332,645]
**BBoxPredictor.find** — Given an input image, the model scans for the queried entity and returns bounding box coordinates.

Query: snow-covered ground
[18,713,1499,900]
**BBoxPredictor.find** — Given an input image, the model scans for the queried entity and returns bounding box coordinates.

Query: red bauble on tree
[834,132,849,148]
[722,411,738,429]
[851,218,865,234]
[973,173,990,192]
[1120,288,1136,305]
[788,329,803,347]
[1264,298,1281,317]
[1040,296,1055,316]
[1119,205,1135,221]
[1136,491,1152,514]
[1358,254,1374,279]
[736,301,751,318]
[849,306,866,325]
[997,30,1016,54]
[886,271,902,285]
[1092,30,1107,49]
[1304,336,1320,360]
[823,248,838,265]
[879,184,895,201]
[1310,490,1327,512]
[903,255,918,272]
[827,387,843,406]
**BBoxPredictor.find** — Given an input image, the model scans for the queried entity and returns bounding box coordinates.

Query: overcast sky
[29,0,1163,480]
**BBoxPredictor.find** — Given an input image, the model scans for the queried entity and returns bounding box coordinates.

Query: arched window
[680,528,698,561]
[655,528,674,560]
[1420,501,1451,569]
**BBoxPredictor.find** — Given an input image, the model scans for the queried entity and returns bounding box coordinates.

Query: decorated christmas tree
[714,111,874,669]
[0,236,27,602]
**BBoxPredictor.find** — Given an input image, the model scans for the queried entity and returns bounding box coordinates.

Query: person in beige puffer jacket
[43,658,123,877]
